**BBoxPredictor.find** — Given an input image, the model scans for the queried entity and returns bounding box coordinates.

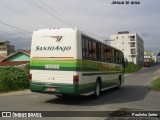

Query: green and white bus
[30,28,125,98]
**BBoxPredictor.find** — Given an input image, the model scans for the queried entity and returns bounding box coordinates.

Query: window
[82,36,97,59]
[104,46,107,60]
[82,38,85,57]
[114,50,117,63]
[117,51,121,63]
[85,39,89,57]
[130,42,135,47]
[82,35,123,64]
[89,40,93,58]
[98,44,101,60]
[82,37,89,58]
[111,48,114,62]
[101,45,105,60]
[130,49,136,54]
[92,41,97,59]
[105,46,111,62]
[130,36,135,41]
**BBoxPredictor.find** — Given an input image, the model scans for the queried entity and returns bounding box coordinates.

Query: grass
[150,77,160,91]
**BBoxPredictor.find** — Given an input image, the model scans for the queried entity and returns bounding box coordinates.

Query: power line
[0,21,31,34]
[0,0,51,27]
[38,0,107,40]
[37,0,76,27]
[26,0,107,40]
[0,30,29,35]
[26,0,73,27]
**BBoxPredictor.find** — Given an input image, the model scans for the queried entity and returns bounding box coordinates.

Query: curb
[0,89,32,97]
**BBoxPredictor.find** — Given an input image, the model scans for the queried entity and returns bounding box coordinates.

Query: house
[0,50,30,67]
[0,55,5,62]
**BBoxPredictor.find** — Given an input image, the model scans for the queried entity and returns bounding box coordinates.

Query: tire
[93,80,101,98]
[116,77,122,89]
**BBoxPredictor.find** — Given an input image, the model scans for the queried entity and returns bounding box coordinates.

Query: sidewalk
[0,89,32,97]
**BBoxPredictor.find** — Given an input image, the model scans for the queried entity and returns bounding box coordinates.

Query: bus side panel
[76,59,122,94]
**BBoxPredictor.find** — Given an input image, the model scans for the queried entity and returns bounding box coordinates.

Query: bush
[125,62,142,73]
[0,66,29,92]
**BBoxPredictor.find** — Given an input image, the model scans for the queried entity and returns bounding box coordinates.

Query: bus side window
[113,50,116,63]
[97,43,101,60]
[82,38,86,58]
[85,38,89,58]
[82,36,89,59]
[117,51,120,63]
[106,47,111,62]
[120,52,123,63]
[89,40,93,59]
[104,46,107,61]
[110,48,113,63]
[101,45,105,61]
[92,41,97,59]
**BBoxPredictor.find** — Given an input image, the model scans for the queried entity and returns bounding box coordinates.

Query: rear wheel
[93,80,101,98]
[116,76,122,89]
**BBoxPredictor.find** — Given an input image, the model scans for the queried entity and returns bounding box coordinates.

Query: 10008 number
[45,64,59,69]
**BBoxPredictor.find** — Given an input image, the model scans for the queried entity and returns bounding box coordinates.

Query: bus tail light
[73,75,79,84]
[30,74,32,82]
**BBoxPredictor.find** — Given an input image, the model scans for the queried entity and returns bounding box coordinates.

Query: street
[0,64,160,120]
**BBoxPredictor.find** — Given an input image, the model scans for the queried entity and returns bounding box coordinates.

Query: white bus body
[30,28,124,97]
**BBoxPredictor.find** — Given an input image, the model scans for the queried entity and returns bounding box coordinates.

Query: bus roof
[33,28,123,53]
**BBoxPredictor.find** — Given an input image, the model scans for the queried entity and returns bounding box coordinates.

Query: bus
[30,28,125,98]
[144,58,151,67]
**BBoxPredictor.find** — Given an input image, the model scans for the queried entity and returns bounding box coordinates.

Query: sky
[0,0,160,54]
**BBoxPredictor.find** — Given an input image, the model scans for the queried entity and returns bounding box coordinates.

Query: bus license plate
[47,87,56,92]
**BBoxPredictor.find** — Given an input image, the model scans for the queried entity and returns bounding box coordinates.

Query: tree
[144,50,152,56]
[158,52,160,56]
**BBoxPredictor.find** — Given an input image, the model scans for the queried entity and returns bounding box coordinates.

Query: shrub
[0,66,29,92]
[125,62,142,73]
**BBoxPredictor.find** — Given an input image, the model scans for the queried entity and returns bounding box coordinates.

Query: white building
[0,41,15,56]
[144,50,157,63]
[108,31,144,65]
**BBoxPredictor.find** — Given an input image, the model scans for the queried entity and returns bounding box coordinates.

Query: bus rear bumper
[30,82,79,95]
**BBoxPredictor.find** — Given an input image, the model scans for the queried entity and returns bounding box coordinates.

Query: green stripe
[32,62,75,67]
[30,66,79,71]
[82,72,121,76]
[30,58,122,72]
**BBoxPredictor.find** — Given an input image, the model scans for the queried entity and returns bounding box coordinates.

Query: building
[0,50,30,67]
[109,31,144,65]
[0,41,15,56]
[144,50,157,63]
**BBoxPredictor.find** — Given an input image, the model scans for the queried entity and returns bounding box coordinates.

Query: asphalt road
[0,63,160,120]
